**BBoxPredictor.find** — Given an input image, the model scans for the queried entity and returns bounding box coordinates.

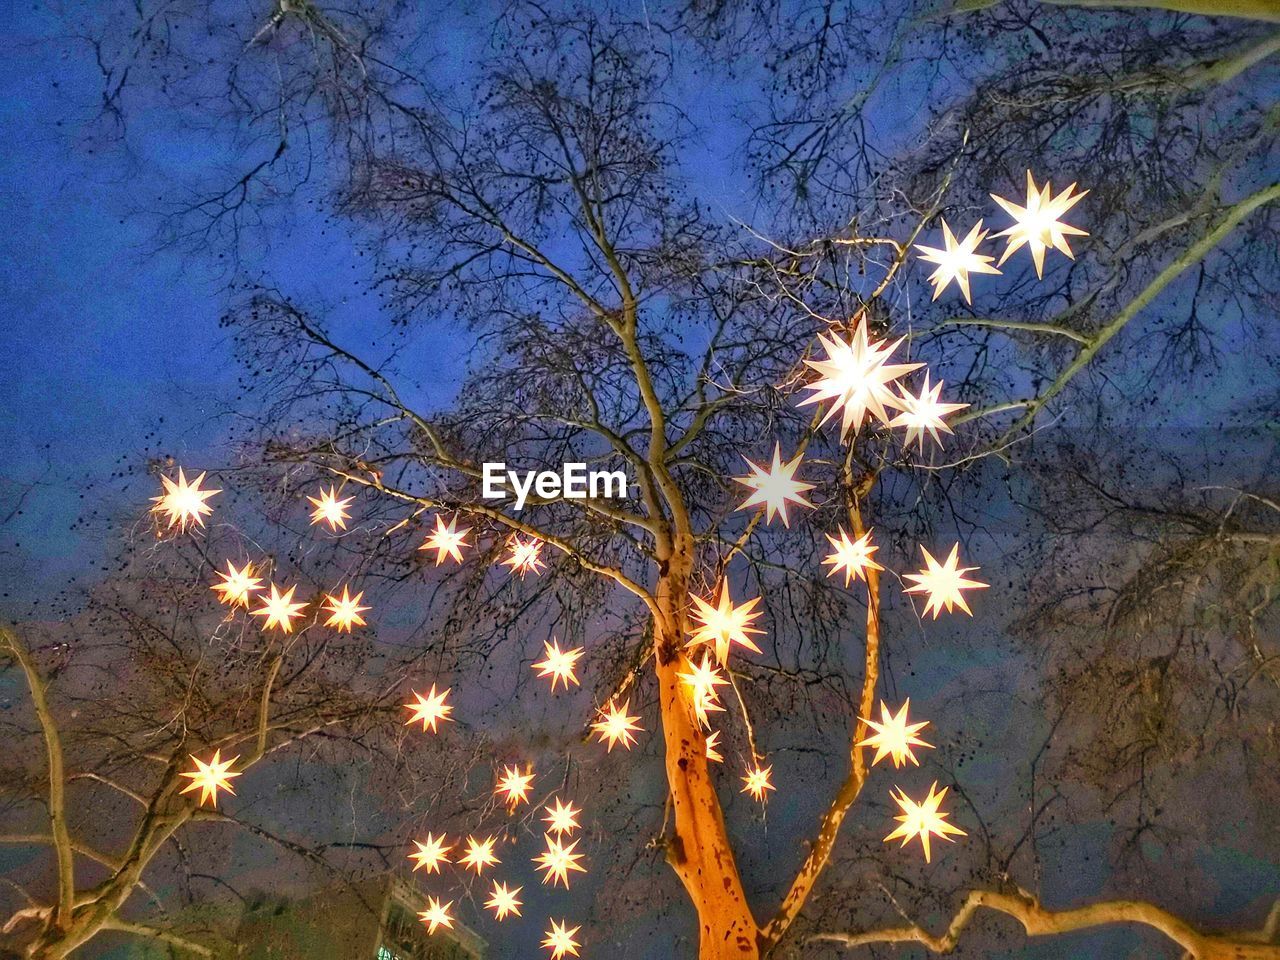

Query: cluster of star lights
[148,172,1083,953]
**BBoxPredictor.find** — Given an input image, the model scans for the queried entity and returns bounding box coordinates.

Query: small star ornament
[822,528,884,586]
[991,171,1088,277]
[733,445,815,527]
[890,373,969,451]
[535,835,587,888]
[503,536,546,577]
[704,729,724,763]
[419,515,470,565]
[152,468,220,533]
[251,583,308,633]
[404,685,453,732]
[307,485,354,531]
[591,699,642,751]
[485,881,523,921]
[460,835,500,874]
[179,750,240,808]
[543,798,582,836]
[408,833,452,873]
[884,781,967,862]
[543,919,582,959]
[741,764,775,803]
[798,314,923,438]
[496,764,535,808]
[418,897,454,934]
[858,700,933,768]
[903,544,989,618]
[678,654,728,728]
[533,638,584,691]
[321,585,369,632]
[211,560,263,609]
[688,583,764,665]
[915,219,1001,303]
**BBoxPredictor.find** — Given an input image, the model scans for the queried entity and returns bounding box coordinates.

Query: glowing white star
[532,638,584,691]
[211,560,263,609]
[179,750,240,808]
[419,515,470,565]
[307,485,354,531]
[884,781,967,862]
[534,835,587,888]
[991,171,1088,278]
[496,764,536,808]
[485,881,523,921]
[460,835,500,874]
[741,764,775,803]
[542,919,582,959]
[902,544,989,618]
[408,833,452,873]
[321,585,369,632]
[688,583,763,665]
[591,699,642,752]
[704,729,724,763]
[542,798,581,836]
[503,536,546,577]
[151,468,220,533]
[890,373,968,451]
[798,314,924,439]
[250,583,308,634]
[915,219,1001,303]
[678,654,728,728]
[418,896,454,934]
[403,685,453,733]
[733,445,815,527]
[822,528,884,586]
[857,699,933,768]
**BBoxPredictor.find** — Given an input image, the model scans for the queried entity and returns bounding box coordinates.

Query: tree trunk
[655,558,760,959]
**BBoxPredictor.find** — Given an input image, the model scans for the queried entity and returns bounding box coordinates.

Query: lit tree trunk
[654,541,760,959]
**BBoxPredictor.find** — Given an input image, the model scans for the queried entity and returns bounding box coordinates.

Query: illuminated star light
[322,585,369,632]
[914,219,1002,304]
[704,729,724,763]
[591,699,642,752]
[884,781,967,862]
[535,835,587,889]
[250,583,308,634]
[419,515,470,565]
[408,832,452,873]
[542,798,582,836]
[532,638,584,691]
[460,835,500,874]
[307,485,354,531]
[688,583,764,665]
[678,654,728,729]
[858,699,933,769]
[211,560,263,609]
[179,750,240,808]
[542,919,582,960]
[403,685,453,733]
[903,544,989,619]
[418,896,454,935]
[496,764,536,808]
[503,536,546,578]
[822,528,884,586]
[151,468,220,533]
[991,170,1089,278]
[741,764,775,803]
[485,881,523,921]
[890,373,969,451]
[797,314,924,439]
[733,445,815,527]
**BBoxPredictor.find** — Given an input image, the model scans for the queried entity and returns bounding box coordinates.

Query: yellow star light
[857,699,933,768]
[307,485,354,531]
[250,583,308,634]
[496,764,536,808]
[914,219,1001,304]
[503,536,546,577]
[418,896,454,935]
[822,528,884,586]
[403,685,453,732]
[991,171,1088,278]
[408,832,452,873]
[419,515,470,565]
[532,638,584,691]
[542,919,582,960]
[678,654,728,728]
[460,834,500,874]
[211,560,263,609]
[534,835,587,889]
[704,729,724,763]
[741,764,775,803]
[179,750,240,808]
[688,583,763,665]
[884,781,967,862]
[151,468,220,533]
[798,314,923,439]
[322,585,369,632]
[591,699,642,752]
[733,445,815,527]
[903,544,989,619]
[485,881,523,921]
[542,798,582,836]
[890,373,969,451]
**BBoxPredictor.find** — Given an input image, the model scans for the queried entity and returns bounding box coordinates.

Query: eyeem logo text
[482,462,629,511]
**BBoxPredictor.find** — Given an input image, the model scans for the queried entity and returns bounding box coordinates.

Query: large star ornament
[485,881,523,921]
[903,544,989,618]
[152,468,220,533]
[403,685,453,732]
[991,171,1088,277]
[408,832,452,873]
[251,583,308,633]
[179,750,240,808]
[688,583,764,665]
[915,219,1001,303]
[733,445,815,527]
[858,699,933,768]
[822,528,884,586]
[884,781,967,862]
[542,919,582,959]
[418,897,454,934]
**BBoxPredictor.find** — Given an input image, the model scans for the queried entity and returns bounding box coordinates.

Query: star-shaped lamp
[543,798,581,836]
[678,654,728,729]
[307,485,354,531]
[495,764,535,808]
[591,699,642,752]
[408,832,452,873]
[459,835,500,874]
[250,583,308,634]
[211,560,263,609]
[485,881,523,921]
[798,314,923,438]
[535,835,587,888]
[403,685,453,733]
[884,781,967,862]
[532,638,584,691]
[733,445,815,527]
[179,750,240,808]
[704,729,724,763]
[542,919,581,959]
[688,583,763,665]
[152,468,220,533]
[503,536,546,577]
[915,219,1001,303]
[322,585,369,632]
[741,764,775,803]
[890,373,969,451]
[822,528,884,586]
[858,699,933,768]
[419,515,470,565]
[903,544,989,618]
[418,897,454,935]
[991,171,1088,277]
